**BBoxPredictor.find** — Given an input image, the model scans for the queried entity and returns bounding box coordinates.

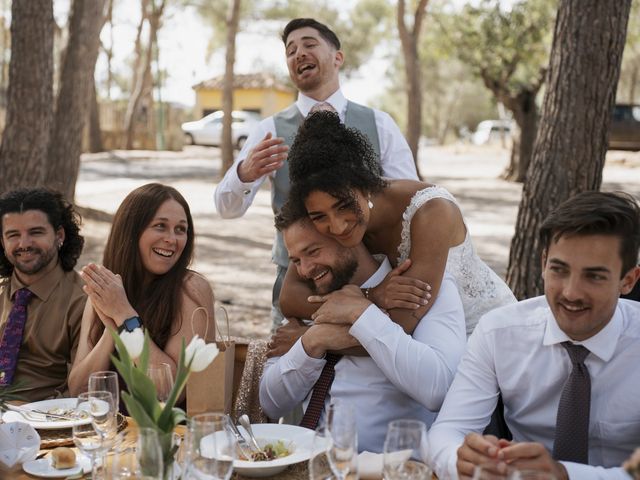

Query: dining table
[8,416,313,480]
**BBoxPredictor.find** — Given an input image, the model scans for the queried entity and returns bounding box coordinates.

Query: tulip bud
[120,327,144,359]
[185,335,219,372]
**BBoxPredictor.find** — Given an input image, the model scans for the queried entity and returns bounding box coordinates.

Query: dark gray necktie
[552,341,591,463]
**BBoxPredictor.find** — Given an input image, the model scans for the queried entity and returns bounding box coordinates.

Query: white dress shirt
[427,296,640,480]
[214,89,418,218]
[259,256,466,453]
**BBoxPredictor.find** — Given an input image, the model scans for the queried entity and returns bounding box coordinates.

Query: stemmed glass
[73,391,115,480]
[326,400,358,480]
[183,413,236,480]
[147,363,173,406]
[383,419,431,480]
[309,426,338,480]
[111,429,163,479]
[88,370,119,412]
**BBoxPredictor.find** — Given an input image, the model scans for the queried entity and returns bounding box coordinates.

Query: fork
[226,414,255,460]
[7,405,76,421]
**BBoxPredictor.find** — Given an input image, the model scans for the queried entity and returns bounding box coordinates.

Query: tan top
[0,264,86,401]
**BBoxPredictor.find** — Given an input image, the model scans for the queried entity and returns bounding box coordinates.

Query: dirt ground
[75,145,640,340]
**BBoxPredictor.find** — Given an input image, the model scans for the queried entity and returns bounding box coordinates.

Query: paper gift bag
[187,305,236,415]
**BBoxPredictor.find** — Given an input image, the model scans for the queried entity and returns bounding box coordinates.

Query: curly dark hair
[288,111,387,211]
[540,191,640,277]
[89,183,195,350]
[282,18,341,50]
[0,188,84,277]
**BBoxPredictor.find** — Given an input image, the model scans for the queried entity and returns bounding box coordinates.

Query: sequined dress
[397,186,516,335]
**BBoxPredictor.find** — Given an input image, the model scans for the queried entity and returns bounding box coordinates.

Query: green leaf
[121,392,156,429]
[158,339,189,429]
[139,330,151,373]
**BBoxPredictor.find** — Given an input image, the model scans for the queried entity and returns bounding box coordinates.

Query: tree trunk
[221,0,241,177]
[506,0,632,300]
[397,0,428,179]
[630,64,638,102]
[46,0,106,200]
[0,0,53,193]
[88,81,104,153]
[502,90,538,183]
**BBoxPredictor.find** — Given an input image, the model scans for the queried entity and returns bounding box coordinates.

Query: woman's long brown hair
[89,183,195,349]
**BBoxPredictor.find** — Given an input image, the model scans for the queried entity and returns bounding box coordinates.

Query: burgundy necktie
[552,342,591,463]
[0,288,34,385]
[300,353,342,430]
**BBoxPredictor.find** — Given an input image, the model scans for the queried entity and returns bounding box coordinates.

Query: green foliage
[188,0,392,75]
[448,0,556,97]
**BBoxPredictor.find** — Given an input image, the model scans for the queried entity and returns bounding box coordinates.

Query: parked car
[181,110,261,149]
[608,104,640,151]
[472,120,512,145]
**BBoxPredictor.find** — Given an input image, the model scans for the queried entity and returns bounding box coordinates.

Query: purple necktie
[0,288,34,385]
[300,353,342,430]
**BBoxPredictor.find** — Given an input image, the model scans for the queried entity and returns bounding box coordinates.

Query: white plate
[202,423,321,478]
[1,398,91,430]
[22,454,91,478]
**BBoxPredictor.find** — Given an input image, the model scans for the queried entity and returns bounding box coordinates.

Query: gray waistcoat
[270,101,381,267]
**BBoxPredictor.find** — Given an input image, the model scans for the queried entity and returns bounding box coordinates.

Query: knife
[227,414,255,460]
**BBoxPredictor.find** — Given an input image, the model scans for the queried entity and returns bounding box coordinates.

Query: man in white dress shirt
[428,191,640,480]
[214,18,417,329]
[259,206,466,453]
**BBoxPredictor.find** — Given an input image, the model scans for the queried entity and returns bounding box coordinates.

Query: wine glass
[326,400,358,480]
[88,370,120,412]
[111,428,163,480]
[472,463,519,479]
[88,371,120,460]
[309,426,339,480]
[74,391,114,480]
[183,413,236,480]
[147,363,173,406]
[383,419,431,480]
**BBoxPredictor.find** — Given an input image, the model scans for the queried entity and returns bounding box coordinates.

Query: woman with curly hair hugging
[68,183,214,397]
[280,112,515,336]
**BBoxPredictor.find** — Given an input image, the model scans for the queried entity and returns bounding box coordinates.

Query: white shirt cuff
[281,338,327,374]
[349,304,391,343]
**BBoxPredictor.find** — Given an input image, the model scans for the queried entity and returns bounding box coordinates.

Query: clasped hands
[80,263,138,329]
[457,433,568,480]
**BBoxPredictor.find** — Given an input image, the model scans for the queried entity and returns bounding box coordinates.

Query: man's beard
[10,246,58,275]
[305,252,358,295]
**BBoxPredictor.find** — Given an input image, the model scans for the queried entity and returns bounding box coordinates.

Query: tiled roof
[193,72,294,92]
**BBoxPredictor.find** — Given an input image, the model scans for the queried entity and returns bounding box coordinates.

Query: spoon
[239,414,265,455]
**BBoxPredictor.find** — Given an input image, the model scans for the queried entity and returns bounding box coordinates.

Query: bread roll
[51,447,76,469]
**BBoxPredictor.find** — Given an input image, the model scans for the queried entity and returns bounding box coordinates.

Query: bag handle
[189,303,232,347]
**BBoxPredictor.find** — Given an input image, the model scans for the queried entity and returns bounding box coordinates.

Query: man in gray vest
[214,18,418,329]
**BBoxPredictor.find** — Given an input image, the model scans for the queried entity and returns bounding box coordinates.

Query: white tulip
[185,335,219,372]
[120,327,144,359]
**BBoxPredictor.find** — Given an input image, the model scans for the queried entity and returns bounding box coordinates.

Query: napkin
[0,421,40,469]
[357,449,412,479]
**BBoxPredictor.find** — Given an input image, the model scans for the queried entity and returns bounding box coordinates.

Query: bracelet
[362,287,371,300]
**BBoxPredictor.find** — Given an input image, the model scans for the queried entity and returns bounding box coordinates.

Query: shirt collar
[296,89,347,119]
[10,262,65,302]
[542,299,623,362]
[361,255,392,289]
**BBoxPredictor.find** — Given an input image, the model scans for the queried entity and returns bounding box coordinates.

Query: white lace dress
[397,186,516,335]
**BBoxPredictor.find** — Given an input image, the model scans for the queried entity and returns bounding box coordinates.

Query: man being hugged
[428,191,640,479]
[0,188,86,401]
[260,202,466,452]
